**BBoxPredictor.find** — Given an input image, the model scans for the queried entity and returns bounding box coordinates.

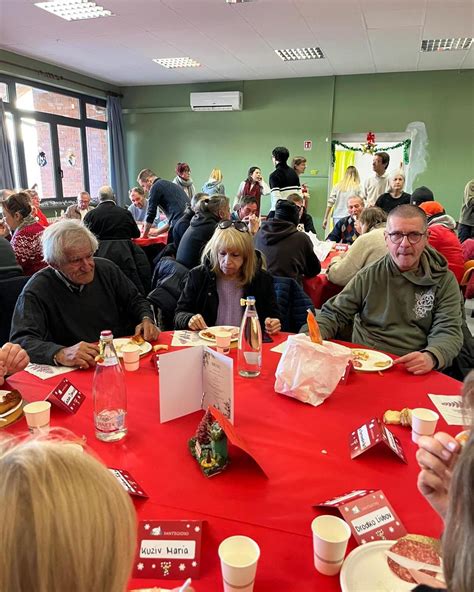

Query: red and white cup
[411,408,439,443]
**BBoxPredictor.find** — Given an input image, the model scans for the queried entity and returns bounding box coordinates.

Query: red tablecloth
[5,334,462,591]
[133,234,168,247]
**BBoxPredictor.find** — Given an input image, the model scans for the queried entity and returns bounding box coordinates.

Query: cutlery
[385,550,443,574]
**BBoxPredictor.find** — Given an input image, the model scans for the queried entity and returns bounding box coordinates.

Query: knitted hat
[274,199,299,226]
[419,201,445,216]
[411,186,434,205]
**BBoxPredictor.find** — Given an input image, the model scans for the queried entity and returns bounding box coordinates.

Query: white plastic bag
[274,334,352,407]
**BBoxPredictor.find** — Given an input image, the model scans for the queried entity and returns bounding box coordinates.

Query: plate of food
[113,336,152,357]
[340,536,443,592]
[351,348,393,372]
[199,326,240,342]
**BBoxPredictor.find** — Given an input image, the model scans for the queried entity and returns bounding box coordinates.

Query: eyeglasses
[386,231,426,245]
[218,220,249,233]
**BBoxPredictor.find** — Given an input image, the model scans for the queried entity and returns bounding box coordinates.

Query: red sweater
[427,224,464,283]
[11,222,47,276]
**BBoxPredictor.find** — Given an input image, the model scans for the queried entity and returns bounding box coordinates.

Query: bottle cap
[100,330,113,338]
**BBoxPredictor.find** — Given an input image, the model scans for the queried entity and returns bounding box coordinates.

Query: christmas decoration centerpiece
[361,131,377,154]
[188,407,229,477]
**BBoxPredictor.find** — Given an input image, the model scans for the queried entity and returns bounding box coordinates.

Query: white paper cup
[214,330,232,354]
[23,401,51,433]
[311,515,351,576]
[218,535,260,592]
[122,344,140,371]
[412,408,439,443]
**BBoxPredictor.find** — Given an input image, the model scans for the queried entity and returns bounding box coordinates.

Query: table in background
[5,333,462,591]
[303,246,347,309]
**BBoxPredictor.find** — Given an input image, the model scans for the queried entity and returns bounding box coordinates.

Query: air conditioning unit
[190,91,243,112]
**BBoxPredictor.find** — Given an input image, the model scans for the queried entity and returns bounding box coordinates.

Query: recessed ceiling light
[35,0,113,21]
[421,38,473,52]
[152,57,201,69]
[275,47,325,61]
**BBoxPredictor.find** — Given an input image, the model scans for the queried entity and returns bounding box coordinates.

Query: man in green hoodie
[317,205,463,375]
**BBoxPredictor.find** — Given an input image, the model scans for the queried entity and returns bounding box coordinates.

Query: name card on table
[315,489,407,545]
[159,346,233,424]
[349,417,407,463]
[428,394,465,426]
[25,362,77,380]
[133,520,203,580]
[46,378,85,414]
[109,468,149,498]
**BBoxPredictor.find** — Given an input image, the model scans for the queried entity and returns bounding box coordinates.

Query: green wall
[122,69,474,232]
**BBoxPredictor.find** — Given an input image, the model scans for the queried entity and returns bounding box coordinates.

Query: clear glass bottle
[93,330,128,442]
[238,296,262,378]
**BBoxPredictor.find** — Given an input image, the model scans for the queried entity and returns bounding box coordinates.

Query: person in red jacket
[419,201,464,283]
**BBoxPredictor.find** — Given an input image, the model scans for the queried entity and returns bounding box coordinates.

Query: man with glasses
[231,196,260,235]
[10,220,158,367]
[316,205,463,375]
[65,191,94,221]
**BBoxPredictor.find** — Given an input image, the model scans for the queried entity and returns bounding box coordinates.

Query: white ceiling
[0,0,473,87]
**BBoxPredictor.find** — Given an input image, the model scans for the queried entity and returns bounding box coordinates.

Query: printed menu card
[133,520,203,579]
[315,489,407,545]
[159,346,233,423]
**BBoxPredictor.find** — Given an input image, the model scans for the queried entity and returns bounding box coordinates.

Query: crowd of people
[0,145,473,591]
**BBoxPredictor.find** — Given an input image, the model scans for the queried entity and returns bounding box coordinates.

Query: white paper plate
[199,326,240,342]
[113,338,152,357]
[351,349,393,372]
[340,540,414,592]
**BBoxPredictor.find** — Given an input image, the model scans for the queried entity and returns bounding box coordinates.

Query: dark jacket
[326,215,359,244]
[266,208,317,234]
[0,237,23,279]
[176,212,220,270]
[173,207,195,248]
[375,191,411,213]
[174,255,279,330]
[269,163,301,206]
[84,201,140,240]
[254,220,320,283]
[96,239,151,295]
[146,178,189,227]
[148,257,190,330]
[272,276,314,333]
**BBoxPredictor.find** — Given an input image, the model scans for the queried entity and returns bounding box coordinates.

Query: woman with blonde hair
[375,171,411,214]
[327,207,388,286]
[174,222,281,334]
[323,165,364,230]
[202,168,225,196]
[0,434,136,592]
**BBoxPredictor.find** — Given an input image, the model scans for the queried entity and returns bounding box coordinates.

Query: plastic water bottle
[93,330,128,442]
[238,296,262,378]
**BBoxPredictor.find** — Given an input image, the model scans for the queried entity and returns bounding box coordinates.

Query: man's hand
[135,318,160,342]
[244,214,260,235]
[1,343,29,376]
[393,351,436,375]
[55,342,99,369]
[416,432,460,519]
[265,317,281,335]
[188,314,208,331]
[141,222,152,238]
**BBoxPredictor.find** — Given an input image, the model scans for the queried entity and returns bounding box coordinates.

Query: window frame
[0,74,108,200]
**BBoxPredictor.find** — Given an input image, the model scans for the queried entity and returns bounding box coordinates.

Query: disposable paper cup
[214,330,232,355]
[218,535,260,592]
[122,344,140,371]
[311,515,351,576]
[23,401,51,433]
[412,408,439,443]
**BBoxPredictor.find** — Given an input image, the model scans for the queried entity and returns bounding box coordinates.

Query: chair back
[0,275,29,345]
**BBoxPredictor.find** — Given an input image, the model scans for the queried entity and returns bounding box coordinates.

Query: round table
[5,333,462,591]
